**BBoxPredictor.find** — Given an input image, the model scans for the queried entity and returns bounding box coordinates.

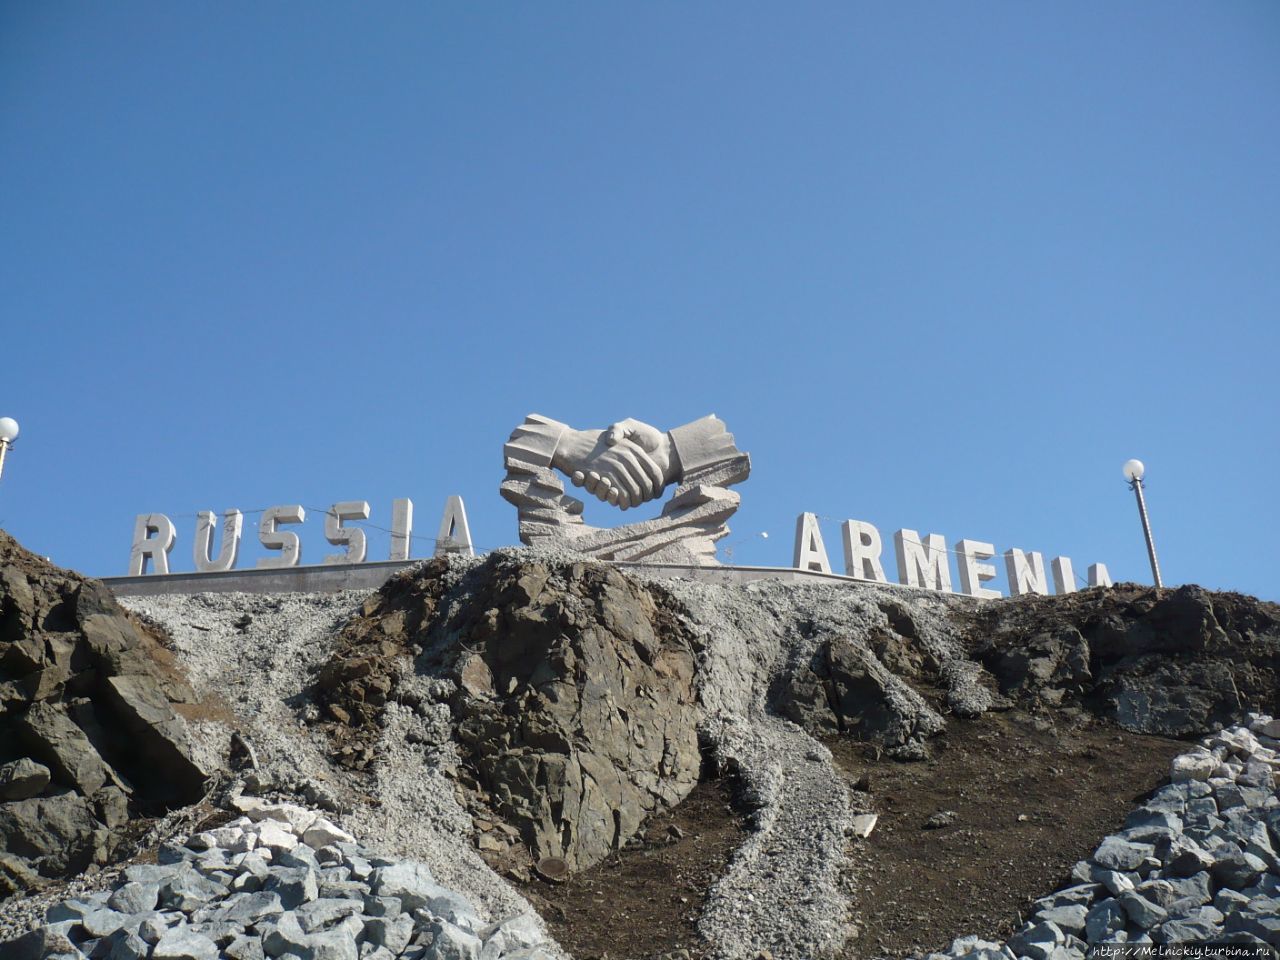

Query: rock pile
[0,532,207,896]
[922,713,1280,958]
[2,796,552,960]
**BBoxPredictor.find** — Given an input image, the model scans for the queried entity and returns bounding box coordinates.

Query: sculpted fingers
[567,429,668,509]
[632,444,665,494]
[604,449,645,506]
[599,442,665,507]
[584,470,626,508]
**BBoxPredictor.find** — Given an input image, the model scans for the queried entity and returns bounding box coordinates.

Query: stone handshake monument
[501,413,750,565]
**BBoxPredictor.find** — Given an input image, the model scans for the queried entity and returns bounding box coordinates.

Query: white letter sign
[324,500,371,564]
[434,495,474,557]
[193,509,243,573]
[129,513,176,576]
[956,539,1001,599]
[390,497,414,561]
[1005,548,1049,596]
[258,505,306,568]
[793,513,831,574]
[894,529,952,592]
[1051,556,1076,595]
[841,520,887,582]
[1089,563,1113,588]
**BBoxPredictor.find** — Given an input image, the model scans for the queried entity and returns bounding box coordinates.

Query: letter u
[194,509,243,572]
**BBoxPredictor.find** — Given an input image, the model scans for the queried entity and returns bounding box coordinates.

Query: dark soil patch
[833,709,1187,959]
[516,778,748,960]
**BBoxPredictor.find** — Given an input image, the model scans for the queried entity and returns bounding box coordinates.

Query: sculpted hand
[604,419,677,496]
[551,419,676,510]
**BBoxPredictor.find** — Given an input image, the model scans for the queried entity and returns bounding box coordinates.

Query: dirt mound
[833,710,1185,958]
[518,775,749,960]
[0,530,208,897]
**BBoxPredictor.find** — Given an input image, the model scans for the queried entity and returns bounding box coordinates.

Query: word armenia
[793,513,1111,599]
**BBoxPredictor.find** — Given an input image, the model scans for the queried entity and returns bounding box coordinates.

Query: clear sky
[2,3,1277,599]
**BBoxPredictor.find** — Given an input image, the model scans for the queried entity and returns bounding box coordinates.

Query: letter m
[894,529,952,592]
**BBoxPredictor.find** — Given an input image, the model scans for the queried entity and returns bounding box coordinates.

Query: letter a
[794,513,832,573]
[435,496,474,557]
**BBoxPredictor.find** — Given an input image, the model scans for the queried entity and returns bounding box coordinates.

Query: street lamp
[1122,458,1163,589]
[0,417,18,485]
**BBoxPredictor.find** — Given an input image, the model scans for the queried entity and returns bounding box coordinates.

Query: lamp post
[1122,458,1163,589]
[0,417,18,485]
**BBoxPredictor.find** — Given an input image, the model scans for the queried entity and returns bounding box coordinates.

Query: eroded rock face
[438,558,702,873]
[970,585,1280,733]
[776,636,945,751]
[321,554,703,875]
[0,531,208,895]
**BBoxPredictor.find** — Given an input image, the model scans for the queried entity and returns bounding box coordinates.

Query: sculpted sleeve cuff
[668,415,741,476]
[504,414,568,468]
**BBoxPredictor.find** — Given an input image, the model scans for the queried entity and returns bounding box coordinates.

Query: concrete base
[101,560,417,597]
[99,557,939,598]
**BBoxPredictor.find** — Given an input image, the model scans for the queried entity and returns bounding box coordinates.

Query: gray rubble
[2,796,552,960]
[920,713,1280,958]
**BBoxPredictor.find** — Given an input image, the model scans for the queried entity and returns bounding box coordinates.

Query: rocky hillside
[0,532,207,897]
[967,584,1280,734]
[1,535,1278,960]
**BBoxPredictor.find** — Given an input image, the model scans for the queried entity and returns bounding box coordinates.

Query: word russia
[792,513,1112,598]
[128,497,473,576]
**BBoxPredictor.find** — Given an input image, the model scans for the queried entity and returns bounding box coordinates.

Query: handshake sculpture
[553,418,680,511]
[501,413,750,564]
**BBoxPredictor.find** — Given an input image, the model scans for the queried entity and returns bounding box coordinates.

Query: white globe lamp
[0,416,17,485]
[1121,457,1162,589]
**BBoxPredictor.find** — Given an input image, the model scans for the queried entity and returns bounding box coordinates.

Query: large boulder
[320,554,702,874]
[0,757,50,801]
[441,558,701,872]
[0,529,209,895]
[0,790,102,877]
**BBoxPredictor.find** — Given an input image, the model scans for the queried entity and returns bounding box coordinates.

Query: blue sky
[2,3,1277,599]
